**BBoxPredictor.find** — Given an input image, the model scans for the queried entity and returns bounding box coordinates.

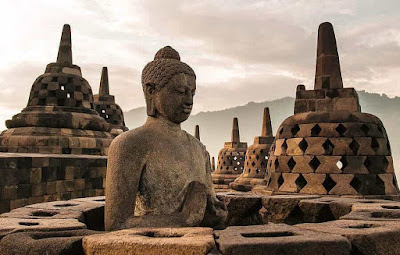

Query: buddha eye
[175,88,186,94]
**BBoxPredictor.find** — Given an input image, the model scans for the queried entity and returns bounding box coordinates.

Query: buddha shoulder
[108,126,152,157]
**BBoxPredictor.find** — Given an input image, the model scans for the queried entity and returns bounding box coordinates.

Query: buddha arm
[105,134,145,231]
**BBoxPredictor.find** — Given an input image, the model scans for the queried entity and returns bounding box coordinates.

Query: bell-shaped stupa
[265,22,399,196]
[212,118,247,191]
[0,25,113,155]
[94,67,128,133]
[230,107,275,191]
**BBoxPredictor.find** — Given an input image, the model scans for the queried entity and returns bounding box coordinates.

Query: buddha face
[149,73,196,124]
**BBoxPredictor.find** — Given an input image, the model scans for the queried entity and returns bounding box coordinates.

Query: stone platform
[0,153,106,213]
[1,193,400,254]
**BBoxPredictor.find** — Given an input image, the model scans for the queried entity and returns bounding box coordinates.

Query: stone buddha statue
[105,46,227,231]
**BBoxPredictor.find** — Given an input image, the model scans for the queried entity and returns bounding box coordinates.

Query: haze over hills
[124,91,400,177]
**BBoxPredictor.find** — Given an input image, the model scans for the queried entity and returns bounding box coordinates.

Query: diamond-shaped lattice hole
[278,174,284,188]
[309,157,321,171]
[393,176,399,189]
[350,176,362,192]
[377,125,383,135]
[349,139,360,155]
[336,124,347,137]
[298,139,308,153]
[256,169,260,174]
[291,124,300,137]
[337,156,348,171]
[360,124,370,136]
[295,174,307,191]
[383,157,389,172]
[282,140,288,152]
[311,124,322,136]
[322,139,334,155]
[323,175,337,192]
[371,138,380,154]
[287,157,296,171]
[252,161,256,167]
[364,157,373,172]
[260,149,264,154]
[256,155,260,161]
[274,158,280,169]
[279,127,284,135]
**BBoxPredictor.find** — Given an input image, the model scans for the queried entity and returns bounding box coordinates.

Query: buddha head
[142,46,196,124]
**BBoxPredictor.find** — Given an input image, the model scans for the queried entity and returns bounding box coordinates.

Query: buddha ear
[145,83,157,117]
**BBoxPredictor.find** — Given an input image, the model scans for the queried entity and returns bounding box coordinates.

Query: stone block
[216,192,263,226]
[0,186,18,200]
[29,168,42,184]
[298,220,400,255]
[261,194,319,224]
[0,206,83,221]
[0,229,100,255]
[83,227,216,255]
[214,224,350,255]
[31,183,47,197]
[0,218,85,240]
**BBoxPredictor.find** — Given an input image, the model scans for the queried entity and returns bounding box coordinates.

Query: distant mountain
[124,91,400,174]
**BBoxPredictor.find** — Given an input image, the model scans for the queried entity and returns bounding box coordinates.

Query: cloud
[0,0,400,131]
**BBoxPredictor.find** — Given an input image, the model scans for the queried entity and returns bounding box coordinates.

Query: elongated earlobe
[145,83,157,117]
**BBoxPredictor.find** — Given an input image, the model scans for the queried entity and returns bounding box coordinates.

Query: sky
[0,0,399,130]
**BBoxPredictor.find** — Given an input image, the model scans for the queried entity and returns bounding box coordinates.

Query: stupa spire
[261,107,273,137]
[57,24,73,65]
[99,67,110,96]
[231,118,240,143]
[195,125,200,140]
[314,22,343,90]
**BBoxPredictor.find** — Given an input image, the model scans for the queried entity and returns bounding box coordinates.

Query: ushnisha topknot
[142,46,196,90]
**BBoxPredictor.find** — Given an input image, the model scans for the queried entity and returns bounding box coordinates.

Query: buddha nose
[184,92,194,106]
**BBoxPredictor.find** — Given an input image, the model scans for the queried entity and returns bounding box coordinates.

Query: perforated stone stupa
[212,118,247,191]
[230,107,275,191]
[265,22,399,196]
[94,67,127,133]
[0,25,113,156]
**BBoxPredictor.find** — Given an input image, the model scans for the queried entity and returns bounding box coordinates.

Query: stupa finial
[195,125,200,140]
[261,107,273,137]
[57,24,72,65]
[99,67,110,96]
[231,118,240,143]
[314,22,343,90]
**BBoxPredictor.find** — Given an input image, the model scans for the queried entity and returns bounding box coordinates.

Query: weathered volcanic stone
[83,227,216,255]
[0,218,85,240]
[0,229,99,255]
[105,46,226,231]
[230,108,274,192]
[264,22,399,196]
[0,24,114,156]
[26,200,104,230]
[0,207,83,221]
[214,224,351,255]
[217,192,263,226]
[94,67,128,133]
[298,220,400,255]
[341,201,400,221]
[260,194,320,224]
[73,196,105,205]
[212,118,247,191]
